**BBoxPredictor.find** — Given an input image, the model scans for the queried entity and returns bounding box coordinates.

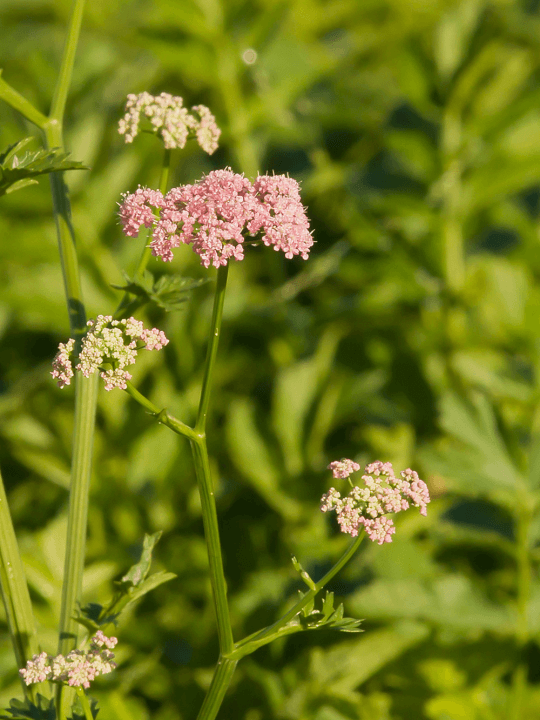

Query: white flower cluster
[118,92,221,154]
[51,315,169,391]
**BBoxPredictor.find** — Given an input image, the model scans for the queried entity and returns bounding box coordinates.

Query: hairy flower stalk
[118,92,221,154]
[118,169,313,268]
[52,315,168,390]
[321,460,430,544]
[20,631,117,689]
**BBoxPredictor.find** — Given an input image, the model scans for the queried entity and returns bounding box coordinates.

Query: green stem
[196,264,229,433]
[190,437,234,655]
[49,0,86,124]
[123,381,199,441]
[0,74,48,128]
[196,656,237,720]
[57,376,98,654]
[232,533,364,659]
[0,467,38,695]
[75,687,94,720]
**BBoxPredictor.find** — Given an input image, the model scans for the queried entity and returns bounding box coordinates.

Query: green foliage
[0,139,86,197]
[77,532,176,632]
[111,271,209,313]
[3,0,540,717]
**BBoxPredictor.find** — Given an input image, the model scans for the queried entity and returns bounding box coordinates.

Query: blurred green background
[2,0,540,717]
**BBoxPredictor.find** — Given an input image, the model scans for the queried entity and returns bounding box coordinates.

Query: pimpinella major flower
[20,631,118,689]
[321,460,430,544]
[118,92,221,154]
[51,315,168,390]
[118,169,313,268]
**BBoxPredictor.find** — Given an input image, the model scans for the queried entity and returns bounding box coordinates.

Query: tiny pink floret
[20,632,118,689]
[321,460,430,544]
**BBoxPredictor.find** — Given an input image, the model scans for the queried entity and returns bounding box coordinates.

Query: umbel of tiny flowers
[51,315,168,390]
[118,91,221,154]
[321,459,431,544]
[118,169,314,268]
[19,631,118,689]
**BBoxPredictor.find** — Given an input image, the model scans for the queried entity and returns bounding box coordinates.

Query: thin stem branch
[196,656,237,720]
[0,74,48,128]
[123,381,199,441]
[190,437,234,655]
[196,264,229,433]
[232,533,364,659]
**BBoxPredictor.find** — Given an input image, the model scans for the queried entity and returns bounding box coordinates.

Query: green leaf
[0,139,87,197]
[76,533,176,631]
[0,695,56,720]
[111,272,209,312]
[288,590,363,634]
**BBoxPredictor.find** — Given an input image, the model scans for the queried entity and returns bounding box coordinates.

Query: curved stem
[196,264,229,433]
[196,656,237,720]
[190,437,234,655]
[123,381,199,441]
[232,533,364,659]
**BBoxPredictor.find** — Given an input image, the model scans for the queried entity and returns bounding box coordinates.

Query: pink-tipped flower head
[118,92,221,154]
[118,170,313,268]
[51,316,169,391]
[20,632,118,689]
[321,460,430,544]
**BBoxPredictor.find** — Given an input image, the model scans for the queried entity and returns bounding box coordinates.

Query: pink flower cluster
[118,169,313,269]
[51,315,168,391]
[321,460,430,544]
[20,631,118,689]
[118,92,221,154]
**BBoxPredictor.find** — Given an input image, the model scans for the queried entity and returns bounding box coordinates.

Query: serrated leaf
[111,272,208,312]
[0,695,56,720]
[0,139,87,197]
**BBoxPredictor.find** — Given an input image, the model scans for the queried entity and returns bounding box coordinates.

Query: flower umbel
[51,315,169,391]
[118,92,221,154]
[321,460,430,544]
[19,632,118,689]
[118,169,314,268]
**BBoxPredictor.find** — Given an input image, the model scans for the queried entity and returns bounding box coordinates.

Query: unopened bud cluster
[118,92,221,154]
[51,315,168,390]
[321,460,430,544]
[19,631,117,689]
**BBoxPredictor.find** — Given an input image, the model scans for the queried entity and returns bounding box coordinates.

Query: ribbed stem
[196,656,237,720]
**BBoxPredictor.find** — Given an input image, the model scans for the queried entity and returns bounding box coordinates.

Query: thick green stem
[0,468,38,695]
[232,533,364,659]
[197,656,237,720]
[49,0,86,124]
[57,376,98,654]
[190,437,234,655]
[196,264,229,433]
